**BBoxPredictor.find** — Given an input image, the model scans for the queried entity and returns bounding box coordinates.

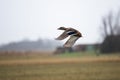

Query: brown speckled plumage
[56,27,82,47]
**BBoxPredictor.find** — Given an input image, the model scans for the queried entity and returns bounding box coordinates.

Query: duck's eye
[67,31,76,35]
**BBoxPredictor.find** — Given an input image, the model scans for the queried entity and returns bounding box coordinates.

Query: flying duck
[55,27,82,47]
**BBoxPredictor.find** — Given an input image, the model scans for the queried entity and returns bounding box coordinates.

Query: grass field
[0,51,120,80]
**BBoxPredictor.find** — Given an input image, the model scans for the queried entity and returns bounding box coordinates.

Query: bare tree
[100,9,120,53]
[100,9,120,38]
[114,10,120,35]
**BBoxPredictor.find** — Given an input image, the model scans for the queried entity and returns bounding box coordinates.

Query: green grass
[55,51,97,57]
[0,52,120,80]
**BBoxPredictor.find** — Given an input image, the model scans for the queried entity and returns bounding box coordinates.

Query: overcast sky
[0,0,120,45]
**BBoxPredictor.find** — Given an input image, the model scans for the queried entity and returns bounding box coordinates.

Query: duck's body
[56,27,82,47]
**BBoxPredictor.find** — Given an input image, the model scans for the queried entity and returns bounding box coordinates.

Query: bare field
[0,52,120,80]
[0,56,120,65]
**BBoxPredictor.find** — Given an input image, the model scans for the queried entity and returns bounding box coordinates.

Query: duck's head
[73,32,82,37]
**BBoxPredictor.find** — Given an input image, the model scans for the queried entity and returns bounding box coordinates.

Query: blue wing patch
[67,31,76,35]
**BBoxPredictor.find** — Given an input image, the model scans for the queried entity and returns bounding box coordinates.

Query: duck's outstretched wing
[55,31,69,40]
[64,36,79,47]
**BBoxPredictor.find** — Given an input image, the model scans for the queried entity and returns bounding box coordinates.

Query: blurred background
[0,0,120,53]
[0,1,120,80]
